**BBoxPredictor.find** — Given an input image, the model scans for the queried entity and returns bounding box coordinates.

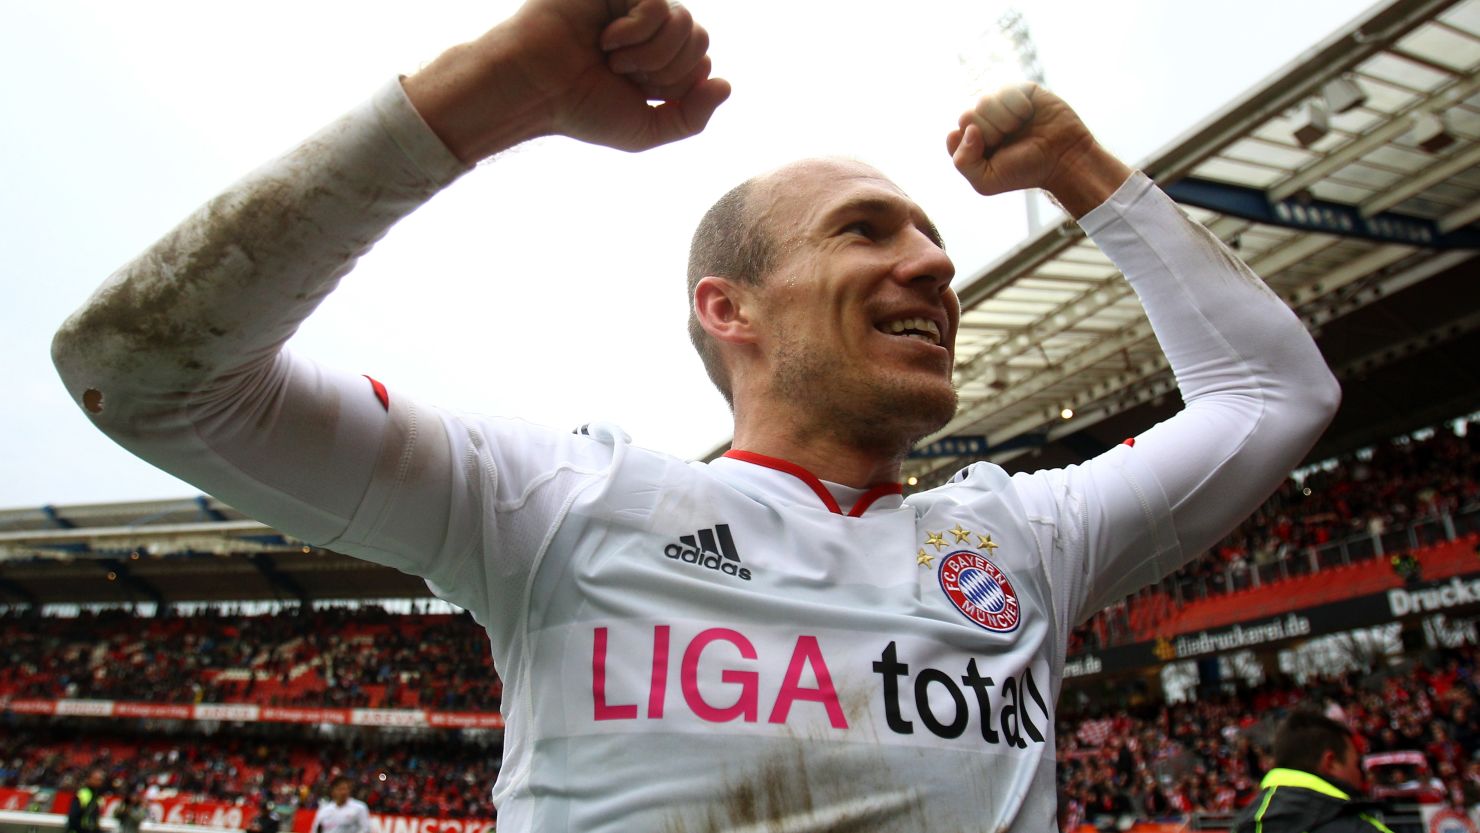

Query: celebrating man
[53,0,1339,829]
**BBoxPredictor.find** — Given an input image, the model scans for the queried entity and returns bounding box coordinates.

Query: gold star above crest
[949,524,971,543]
[916,548,935,568]
[977,534,1000,552]
[924,531,947,552]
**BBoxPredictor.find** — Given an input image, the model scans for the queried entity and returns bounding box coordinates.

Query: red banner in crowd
[291,809,495,833]
[4,699,58,715]
[0,698,502,730]
[0,791,495,833]
[115,702,194,720]
[426,712,506,729]
[13,791,261,828]
[0,787,45,812]
[262,707,352,725]
[1071,825,1183,833]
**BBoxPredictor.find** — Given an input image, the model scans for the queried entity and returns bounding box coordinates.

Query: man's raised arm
[948,84,1341,622]
[50,0,727,584]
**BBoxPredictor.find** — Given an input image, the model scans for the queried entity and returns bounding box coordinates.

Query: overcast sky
[2,0,1376,509]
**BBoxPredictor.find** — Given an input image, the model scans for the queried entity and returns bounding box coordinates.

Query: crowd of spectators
[1056,644,1480,827]
[1070,418,1480,653]
[0,607,501,712]
[1187,421,1478,590]
[2,417,1478,828]
[4,644,1475,827]
[0,722,502,821]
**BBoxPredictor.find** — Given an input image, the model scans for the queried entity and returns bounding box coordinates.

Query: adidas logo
[663,524,752,581]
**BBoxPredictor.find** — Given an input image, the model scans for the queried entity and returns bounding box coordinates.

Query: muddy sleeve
[51,80,481,570]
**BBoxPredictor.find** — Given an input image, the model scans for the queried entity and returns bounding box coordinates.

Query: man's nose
[893,228,955,290]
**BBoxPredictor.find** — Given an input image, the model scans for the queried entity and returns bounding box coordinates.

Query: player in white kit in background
[53,0,1341,830]
[310,778,369,833]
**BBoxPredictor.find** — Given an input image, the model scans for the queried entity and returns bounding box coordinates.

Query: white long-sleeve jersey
[53,80,1339,832]
[310,799,369,833]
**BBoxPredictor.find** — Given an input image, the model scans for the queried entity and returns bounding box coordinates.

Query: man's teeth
[882,317,941,344]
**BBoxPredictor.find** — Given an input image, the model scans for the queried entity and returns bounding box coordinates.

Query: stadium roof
[898,0,1480,486]
[0,497,426,606]
[3,0,1480,607]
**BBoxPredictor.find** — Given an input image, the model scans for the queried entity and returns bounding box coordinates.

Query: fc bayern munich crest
[939,550,1021,633]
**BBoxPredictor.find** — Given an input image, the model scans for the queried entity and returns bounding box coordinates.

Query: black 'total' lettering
[913,669,968,739]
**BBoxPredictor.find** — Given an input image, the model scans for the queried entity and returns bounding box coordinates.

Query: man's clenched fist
[947,83,1130,218]
[405,0,731,162]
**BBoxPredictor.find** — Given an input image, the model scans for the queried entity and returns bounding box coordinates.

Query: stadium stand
[2,641,1474,828]
[0,608,501,711]
[0,416,1475,831]
[1070,419,1480,652]
[4,0,1480,829]
[0,721,501,822]
[1056,644,1480,830]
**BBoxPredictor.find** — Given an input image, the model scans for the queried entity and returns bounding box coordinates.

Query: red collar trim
[722,450,903,517]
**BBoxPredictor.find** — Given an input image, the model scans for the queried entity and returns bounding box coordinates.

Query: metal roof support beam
[194,495,228,522]
[249,553,311,604]
[954,222,1084,313]
[1268,116,1422,202]
[1283,245,1417,307]
[1333,307,1480,379]
[932,320,1158,443]
[1303,249,1478,328]
[910,368,1180,486]
[937,0,1457,350]
[909,433,1044,461]
[1440,196,1480,234]
[915,248,1467,478]
[0,519,273,548]
[1148,0,1460,183]
[1360,141,1480,218]
[1162,177,1480,249]
[1267,72,1480,203]
[0,576,39,607]
[100,558,165,607]
[925,247,1442,477]
[955,279,1134,387]
[41,505,76,530]
[964,254,1477,471]
[993,377,1179,474]
[1247,234,1342,281]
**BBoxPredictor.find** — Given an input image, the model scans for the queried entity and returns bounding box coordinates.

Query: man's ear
[694,276,757,345]
[1317,748,1338,778]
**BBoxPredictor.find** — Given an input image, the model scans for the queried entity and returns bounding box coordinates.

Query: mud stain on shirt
[660,744,947,833]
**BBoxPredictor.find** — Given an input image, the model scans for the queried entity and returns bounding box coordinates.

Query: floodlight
[1412,112,1455,154]
[1293,100,1330,147]
[1322,75,1367,114]
[988,363,1010,391]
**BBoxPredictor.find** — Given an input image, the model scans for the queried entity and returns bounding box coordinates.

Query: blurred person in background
[310,777,369,833]
[64,769,106,833]
[113,787,149,833]
[1233,711,1389,833]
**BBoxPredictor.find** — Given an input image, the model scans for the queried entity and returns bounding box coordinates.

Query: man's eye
[843,221,873,237]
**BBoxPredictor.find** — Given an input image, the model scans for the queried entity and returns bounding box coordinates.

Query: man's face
[88,771,105,790]
[331,782,350,805]
[747,159,960,448]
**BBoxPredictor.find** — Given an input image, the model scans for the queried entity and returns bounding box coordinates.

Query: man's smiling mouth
[878,317,941,345]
